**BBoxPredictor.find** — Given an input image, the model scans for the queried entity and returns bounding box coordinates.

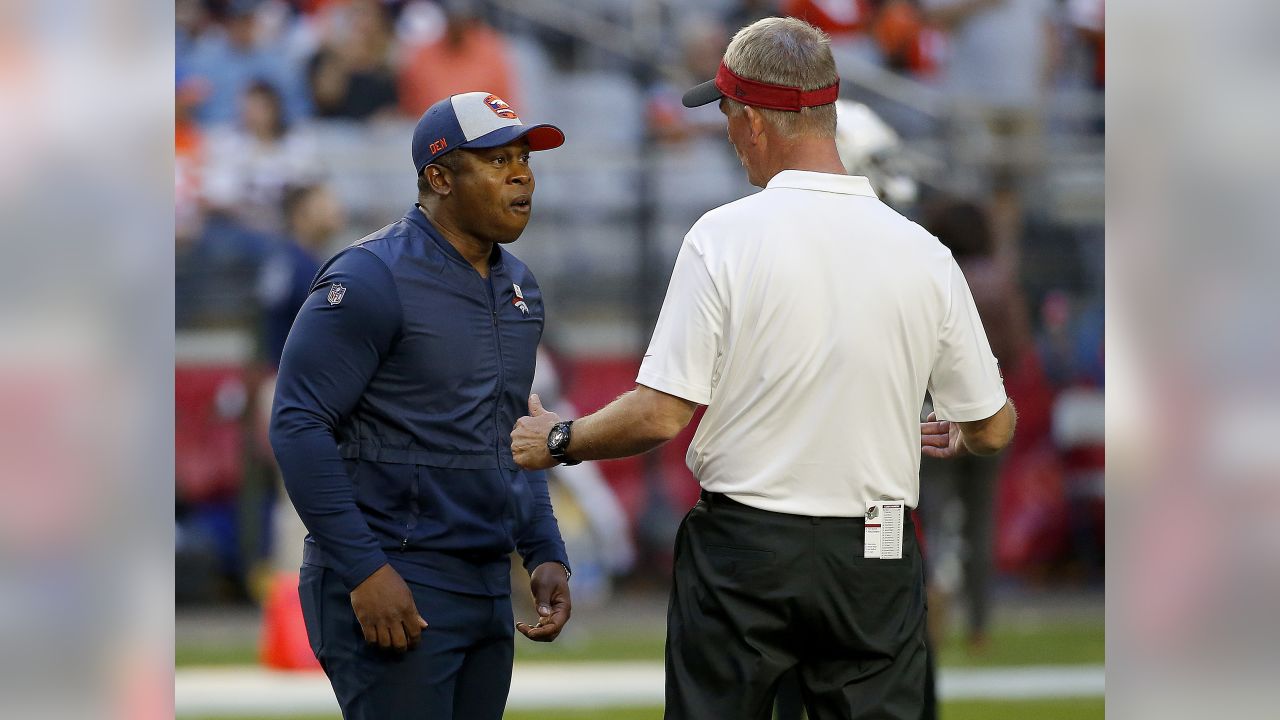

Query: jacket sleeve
[514,468,571,576]
[269,247,403,589]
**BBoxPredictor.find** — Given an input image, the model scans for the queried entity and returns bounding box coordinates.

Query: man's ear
[424,165,453,197]
[743,105,768,145]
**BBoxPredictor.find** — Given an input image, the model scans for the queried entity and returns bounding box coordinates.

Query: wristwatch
[546,420,581,466]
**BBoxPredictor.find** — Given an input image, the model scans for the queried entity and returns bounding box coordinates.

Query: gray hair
[722,17,838,138]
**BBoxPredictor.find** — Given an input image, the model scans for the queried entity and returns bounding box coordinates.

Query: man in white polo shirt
[512,16,1015,720]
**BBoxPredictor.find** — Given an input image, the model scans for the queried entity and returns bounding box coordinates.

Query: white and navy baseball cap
[411,92,565,175]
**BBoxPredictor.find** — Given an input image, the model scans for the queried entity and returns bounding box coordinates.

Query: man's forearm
[960,399,1017,455]
[569,388,690,461]
[271,412,389,587]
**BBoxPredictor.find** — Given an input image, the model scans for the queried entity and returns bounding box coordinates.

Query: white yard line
[175,663,1104,716]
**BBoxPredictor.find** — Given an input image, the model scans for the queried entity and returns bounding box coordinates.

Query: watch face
[548,427,567,449]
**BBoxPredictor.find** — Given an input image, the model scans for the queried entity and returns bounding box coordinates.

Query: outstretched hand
[517,561,572,642]
[511,394,561,470]
[921,411,968,460]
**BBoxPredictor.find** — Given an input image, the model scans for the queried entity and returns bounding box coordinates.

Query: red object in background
[259,572,322,670]
[872,0,943,76]
[561,356,646,519]
[175,364,249,504]
[992,346,1074,574]
[783,0,877,37]
[561,356,704,521]
[1002,348,1056,452]
[994,440,1069,574]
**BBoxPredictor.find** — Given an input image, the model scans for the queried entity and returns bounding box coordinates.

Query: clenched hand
[349,564,428,652]
[511,394,560,470]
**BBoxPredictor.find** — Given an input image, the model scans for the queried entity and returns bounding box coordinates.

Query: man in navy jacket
[269,92,572,719]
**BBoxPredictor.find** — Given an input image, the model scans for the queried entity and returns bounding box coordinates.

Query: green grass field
[178,616,1103,718]
[177,617,1104,668]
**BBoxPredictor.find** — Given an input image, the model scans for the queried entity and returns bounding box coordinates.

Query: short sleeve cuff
[934,392,1008,423]
[635,369,711,406]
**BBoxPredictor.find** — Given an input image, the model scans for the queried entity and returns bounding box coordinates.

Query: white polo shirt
[636,170,1007,515]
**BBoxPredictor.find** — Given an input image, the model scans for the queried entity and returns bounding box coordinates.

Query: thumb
[532,585,551,617]
[926,411,937,422]
[417,615,428,628]
[529,393,545,415]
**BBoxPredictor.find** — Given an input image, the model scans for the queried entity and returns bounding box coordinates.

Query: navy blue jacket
[269,205,569,596]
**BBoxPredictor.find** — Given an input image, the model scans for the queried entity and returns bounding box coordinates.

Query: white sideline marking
[175,663,1104,716]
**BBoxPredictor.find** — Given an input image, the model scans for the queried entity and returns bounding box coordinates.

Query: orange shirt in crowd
[398,22,517,117]
[873,0,944,76]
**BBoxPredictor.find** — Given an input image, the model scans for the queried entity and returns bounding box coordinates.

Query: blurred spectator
[871,0,945,77]
[1067,0,1104,91]
[918,195,1033,653]
[246,183,346,602]
[181,0,311,125]
[256,184,345,367]
[924,196,1031,369]
[923,0,1053,108]
[176,0,215,60]
[922,0,1054,191]
[176,68,208,246]
[307,0,400,121]
[397,0,517,116]
[203,80,325,235]
[647,17,730,144]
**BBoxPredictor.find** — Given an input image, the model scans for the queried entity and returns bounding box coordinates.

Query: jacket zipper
[487,274,506,466]
[484,273,518,539]
[402,465,419,551]
[488,276,517,539]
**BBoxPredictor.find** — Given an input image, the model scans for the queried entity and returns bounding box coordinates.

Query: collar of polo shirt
[765,170,878,198]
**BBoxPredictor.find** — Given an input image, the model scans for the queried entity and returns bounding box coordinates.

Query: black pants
[666,493,927,720]
[298,564,514,719]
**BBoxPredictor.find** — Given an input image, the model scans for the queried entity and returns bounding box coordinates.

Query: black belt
[699,489,753,509]
[699,490,913,526]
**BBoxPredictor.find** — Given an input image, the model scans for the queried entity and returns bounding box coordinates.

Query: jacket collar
[765,170,877,198]
[405,204,505,272]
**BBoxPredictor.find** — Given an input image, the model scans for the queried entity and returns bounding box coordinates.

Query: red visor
[715,62,839,112]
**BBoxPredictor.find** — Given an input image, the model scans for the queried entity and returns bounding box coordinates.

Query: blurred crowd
[176,0,1105,634]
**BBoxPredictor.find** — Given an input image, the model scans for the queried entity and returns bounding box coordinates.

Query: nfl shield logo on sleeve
[327,283,347,305]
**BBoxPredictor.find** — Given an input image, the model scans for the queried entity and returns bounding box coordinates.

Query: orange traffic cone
[259,571,321,670]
